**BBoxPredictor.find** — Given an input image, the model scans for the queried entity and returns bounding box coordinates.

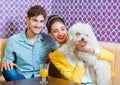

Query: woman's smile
[57,34,65,39]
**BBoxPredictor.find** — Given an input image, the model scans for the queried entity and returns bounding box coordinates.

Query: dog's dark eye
[76,32,81,36]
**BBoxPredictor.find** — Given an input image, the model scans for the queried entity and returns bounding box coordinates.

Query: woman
[46,15,114,85]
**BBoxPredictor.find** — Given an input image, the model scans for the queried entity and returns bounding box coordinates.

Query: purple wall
[0,0,52,38]
[52,0,120,43]
[0,0,120,43]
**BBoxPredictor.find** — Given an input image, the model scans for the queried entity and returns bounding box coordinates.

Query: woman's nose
[58,31,62,35]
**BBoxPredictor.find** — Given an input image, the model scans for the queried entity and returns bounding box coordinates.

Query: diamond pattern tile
[0,0,120,43]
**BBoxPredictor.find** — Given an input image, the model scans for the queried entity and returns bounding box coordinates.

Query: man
[1,5,58,81]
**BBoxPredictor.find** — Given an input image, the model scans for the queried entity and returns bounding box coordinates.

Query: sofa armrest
[99,42,120,85]
[0,39,7,82]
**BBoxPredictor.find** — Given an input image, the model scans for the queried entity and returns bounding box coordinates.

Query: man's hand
[1,61,17,71]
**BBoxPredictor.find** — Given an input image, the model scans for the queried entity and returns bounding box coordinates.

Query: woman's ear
[49,33,54,38]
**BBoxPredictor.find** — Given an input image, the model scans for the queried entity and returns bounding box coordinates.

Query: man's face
[26,15,45,35]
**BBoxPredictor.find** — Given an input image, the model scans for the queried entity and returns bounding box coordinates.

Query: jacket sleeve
[98,48,114,62]
[98,48,115,78]
[50,50,86,83]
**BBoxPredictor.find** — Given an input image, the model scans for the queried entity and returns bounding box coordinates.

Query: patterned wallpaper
[0,0,52,38]
[51,0,120,43]
[0,0,120,43]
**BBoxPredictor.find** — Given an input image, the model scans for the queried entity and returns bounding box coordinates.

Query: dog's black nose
[81,38,84,41]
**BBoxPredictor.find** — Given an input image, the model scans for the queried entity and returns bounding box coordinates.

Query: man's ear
[25,17,29,25]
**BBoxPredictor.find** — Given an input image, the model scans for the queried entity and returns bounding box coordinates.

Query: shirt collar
[20,29,44,43]
[36,33,44,42]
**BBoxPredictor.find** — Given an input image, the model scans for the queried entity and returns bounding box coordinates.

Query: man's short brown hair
[27,5,47,19]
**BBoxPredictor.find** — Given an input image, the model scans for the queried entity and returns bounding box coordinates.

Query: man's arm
[1,38,17,71]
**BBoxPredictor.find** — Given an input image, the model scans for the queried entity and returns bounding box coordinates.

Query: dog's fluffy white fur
[58,22,111,85]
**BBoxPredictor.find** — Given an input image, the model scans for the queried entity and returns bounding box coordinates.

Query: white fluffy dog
[58,22,111,85]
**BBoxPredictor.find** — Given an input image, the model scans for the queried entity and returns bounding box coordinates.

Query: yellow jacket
[49,49,114,83]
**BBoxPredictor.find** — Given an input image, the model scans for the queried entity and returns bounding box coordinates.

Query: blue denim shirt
[2,30,59,78]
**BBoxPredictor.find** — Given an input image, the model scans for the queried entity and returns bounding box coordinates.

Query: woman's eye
[61,28,65,31]
[53,30,58,33]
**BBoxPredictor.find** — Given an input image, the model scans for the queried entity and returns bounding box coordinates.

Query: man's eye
[33,19,37,22]
[61,28,65,31]
[40,20,44,23]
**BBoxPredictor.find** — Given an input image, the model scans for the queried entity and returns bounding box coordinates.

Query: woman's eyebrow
[52,29,58,31]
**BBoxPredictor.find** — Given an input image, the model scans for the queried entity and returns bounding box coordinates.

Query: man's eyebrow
[32,17,37,20]
[40,20,44,22]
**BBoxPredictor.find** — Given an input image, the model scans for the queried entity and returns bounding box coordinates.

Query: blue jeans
[2,68,25,81]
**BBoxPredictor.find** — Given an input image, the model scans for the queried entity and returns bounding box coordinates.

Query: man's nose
[36,23,40,27]
[35,21,42,27]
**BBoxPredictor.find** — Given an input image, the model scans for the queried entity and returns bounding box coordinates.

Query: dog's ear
[68,27,74,41]
[85,23,94,34]
[68,22,81,41]
[85,23,99,48]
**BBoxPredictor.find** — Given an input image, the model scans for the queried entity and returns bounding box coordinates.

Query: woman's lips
[57,35,65,39]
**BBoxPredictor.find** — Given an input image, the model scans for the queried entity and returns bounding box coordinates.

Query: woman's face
[50,21,68,45]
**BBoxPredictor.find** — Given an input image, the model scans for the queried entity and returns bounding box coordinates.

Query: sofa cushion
[98,42,120,85]
[0,39,120,85]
